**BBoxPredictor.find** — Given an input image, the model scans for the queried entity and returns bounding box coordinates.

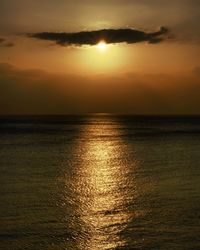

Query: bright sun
[97,41,107,50]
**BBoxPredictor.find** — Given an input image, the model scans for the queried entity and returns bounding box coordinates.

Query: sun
[97,41,107,50]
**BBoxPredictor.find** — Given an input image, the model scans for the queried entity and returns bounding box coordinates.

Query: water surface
[0,115,200,250]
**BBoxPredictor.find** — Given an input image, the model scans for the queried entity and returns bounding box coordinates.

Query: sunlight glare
[97,41,107,50]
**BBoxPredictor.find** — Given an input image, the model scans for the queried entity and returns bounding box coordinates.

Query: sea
[0,114,200,250]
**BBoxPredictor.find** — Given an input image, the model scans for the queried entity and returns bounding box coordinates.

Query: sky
[0,0,200,114]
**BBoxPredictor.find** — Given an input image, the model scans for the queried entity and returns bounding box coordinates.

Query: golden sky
[0,0,200,114]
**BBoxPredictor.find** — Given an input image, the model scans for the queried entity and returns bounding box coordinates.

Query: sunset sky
[1,0,200,114]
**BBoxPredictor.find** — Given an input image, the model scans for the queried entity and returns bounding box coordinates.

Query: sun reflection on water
[60,116,148,250]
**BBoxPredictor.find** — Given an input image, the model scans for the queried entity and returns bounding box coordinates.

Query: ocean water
[0,115,200,250]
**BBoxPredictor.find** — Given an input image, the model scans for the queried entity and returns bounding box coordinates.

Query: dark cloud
[0,1,198,44]
[28,27,169,46]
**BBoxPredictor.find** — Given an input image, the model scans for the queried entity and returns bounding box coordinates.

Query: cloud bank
[1,62,200,115]
[28,27,169,46]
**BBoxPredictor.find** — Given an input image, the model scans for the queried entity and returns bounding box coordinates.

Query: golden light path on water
[60,116,150,250]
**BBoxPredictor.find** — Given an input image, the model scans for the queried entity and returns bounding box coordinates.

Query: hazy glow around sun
[97,41,107,50]
[76,39,129,74]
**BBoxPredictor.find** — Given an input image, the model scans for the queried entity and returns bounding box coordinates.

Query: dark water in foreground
[0,115,200,250]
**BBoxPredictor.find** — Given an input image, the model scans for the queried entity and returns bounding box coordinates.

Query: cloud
[0,38,5,43]
[28,27,169,46]
[0,37,14,48]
